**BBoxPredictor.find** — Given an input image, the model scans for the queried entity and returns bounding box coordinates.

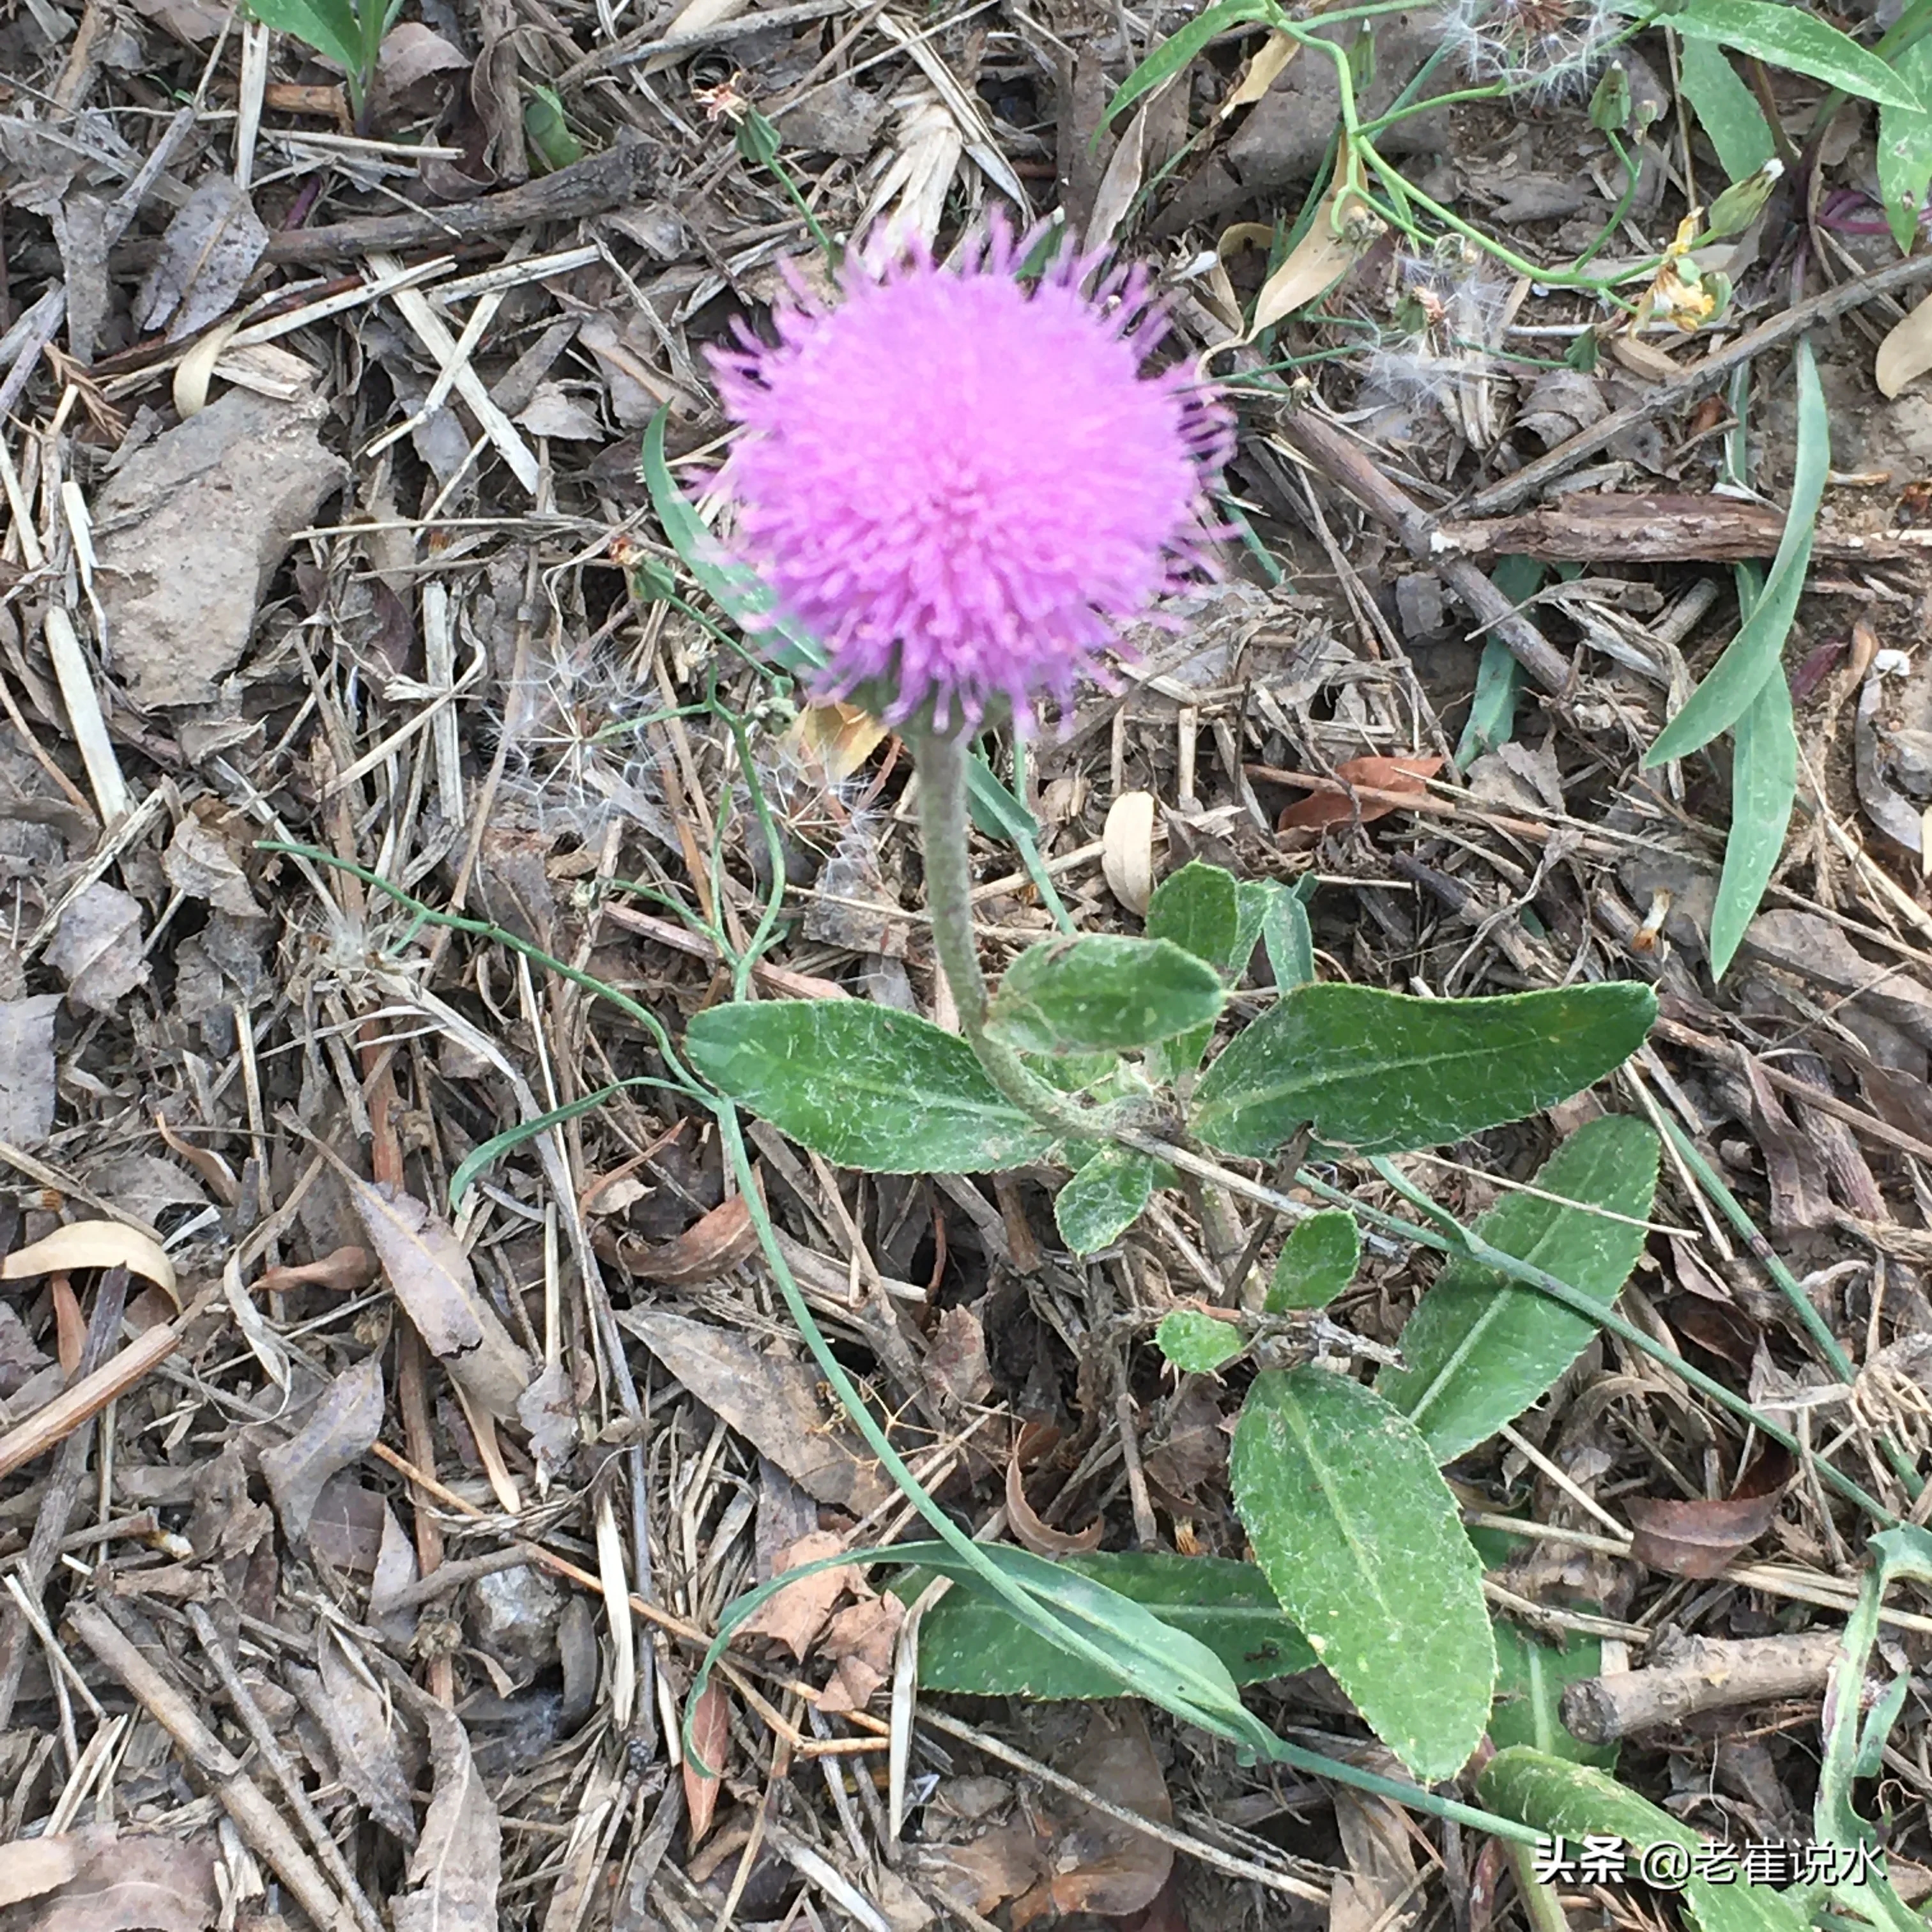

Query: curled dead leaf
[1244,183,1376,340]
[252,1245,378,1296]
[2,1222,178,1308]
[736,1529,854,1660]
[684,1680,732,1847]
[1625,1445,1792,1577]
[1877,289,1932,400]
[1005,1453,1103,1556]
[1278,755,1445,832]
[1102,790,1158,914]
[596,1193,757,1285]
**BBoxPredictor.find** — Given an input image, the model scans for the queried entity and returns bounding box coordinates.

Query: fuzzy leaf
[1266,1209,1360,1312]
[686,1000,1055,1174]
[1377,1116,1659,1463]
[1154,1309,1246,1374]
[1191,982,1657,1159]
[1656,0,1924,110]
[1055,1145,1157,1254]
[988,935,1223,1056]
[1232,1367,1495,1779]
[1675,37,1775,181]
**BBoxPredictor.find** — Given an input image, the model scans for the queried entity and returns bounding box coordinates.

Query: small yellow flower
[1632,215,1717,332]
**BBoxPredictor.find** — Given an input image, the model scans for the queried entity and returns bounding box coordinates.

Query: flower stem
[913,730,1101,1139]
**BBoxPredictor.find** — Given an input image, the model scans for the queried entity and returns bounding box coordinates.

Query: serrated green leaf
[686,1000,1054,1174]
[1055,1144,1156,1254]
[1232,1367,1496,1779]
[908,1552,1316,1698]
[1709,577,1797,981]
[988,935,1223,1057]
[1878,42,1932,254]
[1266,1209,1359,1312]
[1191,982,1657,1160]
[1478,1749,1807,1932]
[1105,0,1276,124]
[1377,1116,1659,1464]
[1489,1622,1619,1770]
[1675,36,1775,181]
[1156,1308,1246,1374]
[1652,0,1924,111]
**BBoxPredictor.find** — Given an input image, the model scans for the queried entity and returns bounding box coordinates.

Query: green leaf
[1878,41,1932,252]
[1266,1209,1360,1312]
[1675,36,1775,181]
[1192,982,1658,1160]
[1489,1622,1619,1770]
[686,1000,1055,1174]
[988,935,1224,1056]
[641,409,827,677]
[1105,0,1276,123]
[1645,335,1827,766]
[1259,879,1315,990]
[1156,1308,1246,1374]
[1457,557,1538,770]
[1655,0,1924,111]
[909,1552,1317,1697]
[1231,1367,1496,1779]
[1377,1116,1659,1464]
[247,0,364,72]
[1709,583,1797,981]
[1478,1749,1808,1932]
[1147,861,1243,972]
[1146,862,1244,1081]
[1055,1144,1157,1254]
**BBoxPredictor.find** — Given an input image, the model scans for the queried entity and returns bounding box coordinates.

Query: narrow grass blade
[1708,572,1797,980]
[1644,337,1826,765]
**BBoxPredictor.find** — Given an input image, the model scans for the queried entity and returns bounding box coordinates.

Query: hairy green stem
[913,730,1105,1138]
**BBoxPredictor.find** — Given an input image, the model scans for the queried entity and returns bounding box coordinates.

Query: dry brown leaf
[1004,1454,1103,1556]
[259,1356,386,1544]
[1102,790,1157,914]
[1625,1446,1793,1577]
[252,1246,377,1296]
[2,1223,178,1307]
[617,1309,893,1514]
[684,1680,732,1848]
[50,1276,84,1377]
[788,703,889,784]
[1013,1706,1173,1925]
[606,1194,757,1285]
[1878,289,1932,399]
[737,1529,854,1660]
[1220,28,1298,118]
[1245,183,1374,339]
[392,1687,499,1932]
[348,1177,532,1420]
[292,1635,417,1845]
[923,1302,993,1412]
[45,885,147,1016]
[1278,756,1445,832]
[21,1830,219,1932]
[817,1591,905,1713]
[0,1835,78,1908]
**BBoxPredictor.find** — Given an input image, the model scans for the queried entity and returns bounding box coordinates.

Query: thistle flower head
[1445,0,1618,100]
[708,222,1231,735]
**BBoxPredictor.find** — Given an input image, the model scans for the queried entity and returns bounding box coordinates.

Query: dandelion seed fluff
[709,224,1231,734]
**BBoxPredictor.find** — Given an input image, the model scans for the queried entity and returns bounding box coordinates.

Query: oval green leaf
[1055,1144,1157,1254]
[1478,1748,1807,1932]
[988,935,1223,1056]
[1654,0,1924,111]
[1266,1209,1360,1312]
[1192,982,1657,1159]
[1377,1116,1659,1463]
[1155,1308,1246,1374]
[910,1552,1316,1698]
[686,1000,1055,1174]
[1231,1367,1496,1780]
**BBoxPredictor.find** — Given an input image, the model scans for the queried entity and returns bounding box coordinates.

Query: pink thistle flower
[708,224,1231,735]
